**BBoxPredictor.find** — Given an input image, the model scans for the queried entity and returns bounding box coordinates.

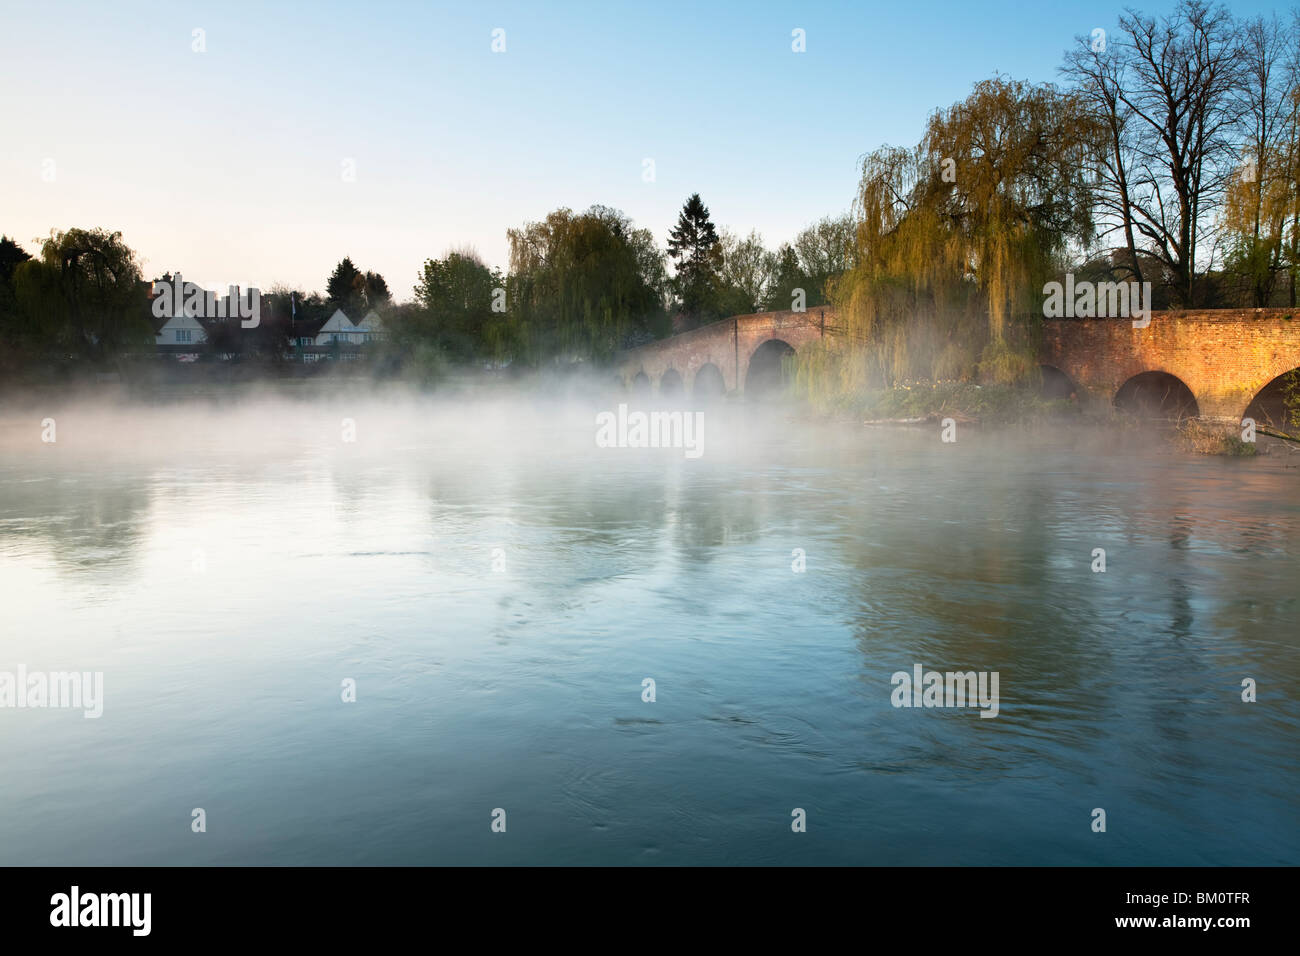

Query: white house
[155,312,207,346]
[314,309,359,346]
[313,309,384,346]
[353,310,384,342]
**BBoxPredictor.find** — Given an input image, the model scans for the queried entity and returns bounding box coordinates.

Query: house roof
[145,288,375,342]
[317,308,356,333]
[153,312,208,334]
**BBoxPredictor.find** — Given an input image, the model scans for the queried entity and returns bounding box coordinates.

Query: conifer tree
[666,193,722,325]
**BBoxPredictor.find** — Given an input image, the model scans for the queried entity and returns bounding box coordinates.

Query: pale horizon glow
[0,0,1284,299]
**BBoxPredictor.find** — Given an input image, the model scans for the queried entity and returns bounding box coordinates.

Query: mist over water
[1,388,1297,865]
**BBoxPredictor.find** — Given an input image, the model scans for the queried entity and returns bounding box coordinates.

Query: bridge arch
[745,339,797,399]
[631,371,650,394]
[693,362,726,400]
[1114,371,1199,420]
[659,368,683,396]
[1243,367,1300,435]
[1039,365,1076,400]
[617,309,830,402]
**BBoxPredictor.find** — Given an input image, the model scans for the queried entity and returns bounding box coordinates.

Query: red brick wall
[1040,309,1300,418]
[622,306,1300,416]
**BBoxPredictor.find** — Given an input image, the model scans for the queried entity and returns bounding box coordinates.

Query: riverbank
[805,380,1300,458]
[795,381,1084,427]
[854,382,1075,425]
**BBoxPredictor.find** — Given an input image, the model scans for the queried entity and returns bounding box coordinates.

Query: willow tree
[13,227,151,364]
[0,236,32,354]
[507,205,667,364]
[829,77,1102,388]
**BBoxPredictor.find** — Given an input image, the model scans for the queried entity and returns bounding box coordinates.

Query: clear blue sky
[0,0,1287,299]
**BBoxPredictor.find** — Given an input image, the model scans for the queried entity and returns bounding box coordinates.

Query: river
[1,392,1296,864]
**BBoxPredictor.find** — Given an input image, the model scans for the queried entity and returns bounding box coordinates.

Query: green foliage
[796,77,1101,400]
[758,219,857,312]
[508,205,667,364]
[1282,369,1300,431]
[395,335,452,385]
[786,214,856,309]
[407,252,509,363]
[326,257,362,312]
[0,235,32,349]
[717,229,774,314]
[666,193,722,325]
[11,227,151,364]
[764,244,804,312]
[0,235,31,286]
[865,382,1060,422]
[233,289,294,360]
[978,334,1040,386]
[325,258,391,316]
[264,285,330,328]
[362,271,391,309]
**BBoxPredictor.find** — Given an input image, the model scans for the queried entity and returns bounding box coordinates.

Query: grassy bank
[1173,420,1264,457]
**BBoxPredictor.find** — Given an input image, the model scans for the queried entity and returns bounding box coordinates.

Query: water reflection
[0,400,1296,865]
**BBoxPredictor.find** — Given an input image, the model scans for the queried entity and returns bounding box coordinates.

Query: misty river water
[1,392,1297,865]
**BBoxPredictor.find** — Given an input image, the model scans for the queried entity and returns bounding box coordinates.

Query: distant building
[353,310,384,343]
[146,280,385,362]
[150,281,207,360]
[154,312,207,347]
[313,308,383,346]
[291,316,327,351]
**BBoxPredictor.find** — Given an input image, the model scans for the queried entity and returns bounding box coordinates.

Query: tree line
[0,196,853,378]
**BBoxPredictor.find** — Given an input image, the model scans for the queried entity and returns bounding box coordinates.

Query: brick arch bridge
[1039,309,1300,421]
[616,308,833,396]
[618,306,1300,422]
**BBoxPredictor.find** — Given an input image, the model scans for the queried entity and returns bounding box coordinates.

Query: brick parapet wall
[1040,309,1300,418]
[620,307,1300,415]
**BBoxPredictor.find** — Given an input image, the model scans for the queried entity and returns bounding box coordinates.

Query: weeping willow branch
[814,77,1105,396]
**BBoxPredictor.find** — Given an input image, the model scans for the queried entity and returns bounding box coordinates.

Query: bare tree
[1238,16,1289,241]
[1110,1,1244,306]
[1286,9,1300,306]
[718,229,775,313]
[1063,36,1146,286]
[1225,15,1293,304]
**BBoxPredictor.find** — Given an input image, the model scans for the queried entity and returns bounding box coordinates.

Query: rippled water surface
[1,396,1297,865]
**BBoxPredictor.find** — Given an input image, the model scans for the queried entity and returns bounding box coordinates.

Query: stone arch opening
[1039,365,1076,401]
[745,339,796,399]
[659,368,683,396]
[631,371,650,394]
[1114,371,1199,420]
[693,362,726,400]
[1243,367,1300,435]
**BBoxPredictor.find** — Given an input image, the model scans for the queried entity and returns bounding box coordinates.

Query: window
[176,329,191,343]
